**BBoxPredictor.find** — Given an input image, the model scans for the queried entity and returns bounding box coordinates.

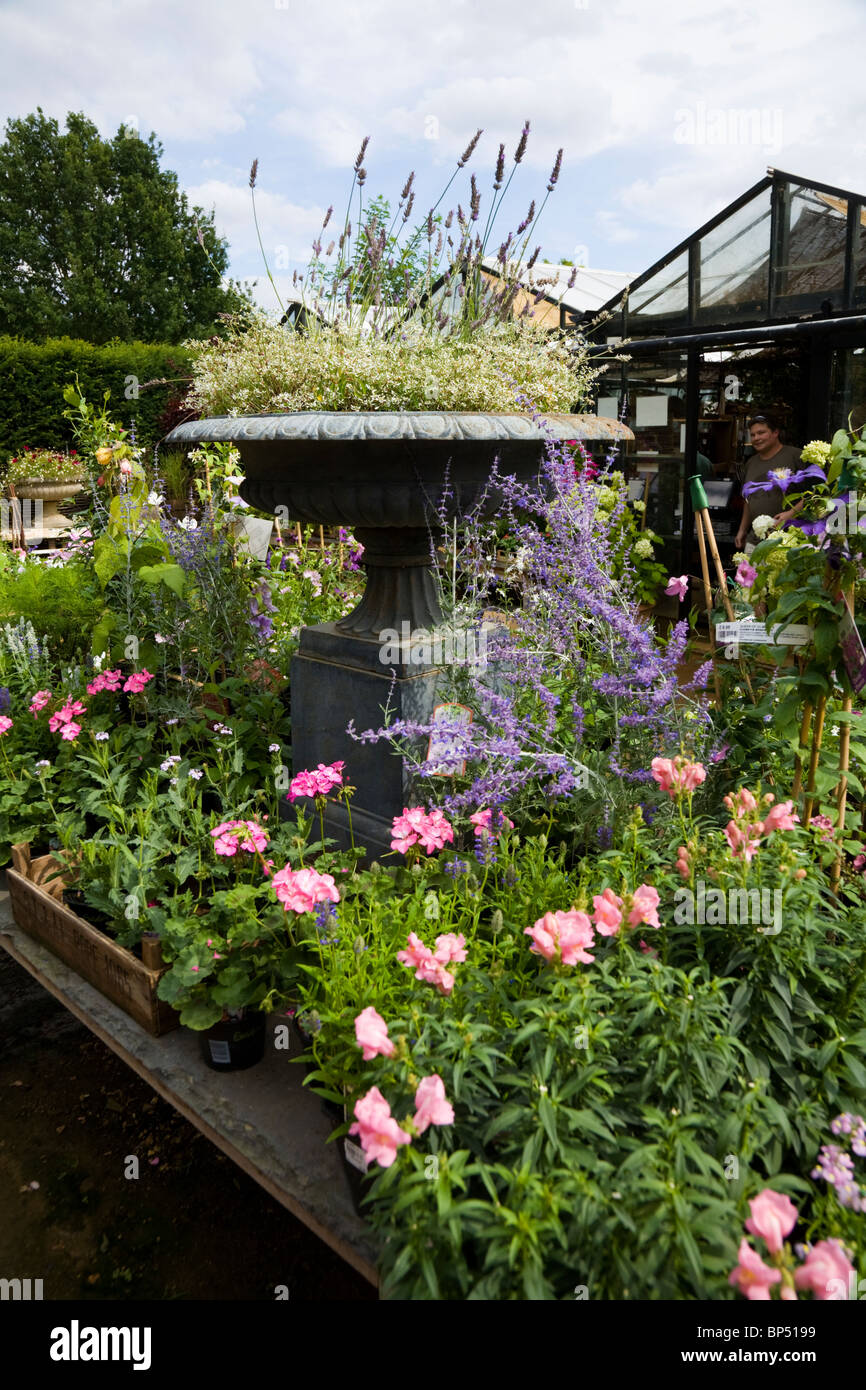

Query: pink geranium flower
[628,884,660,929]
[288,761,346,801]
[469,807,515,837]
[210,820,270,856]
[525,910,595,966]
[391,806,454,855]
[0,716,12,736]
[87,669,123,695]
[762,800,799,834]
[794,1239,855,1299]
[729,1238,782,1300]
[354,1006,395,1061]
[665,575,689,601]
[59,721,82,742]
[272,866,340,915]
[48,699,86,733]
[744,1189,798,1255]
[122,669,154,694]
[349,1086,412,1168]
[592,888,623,937]
[29,690,52,717]
[413,1075,455,1134]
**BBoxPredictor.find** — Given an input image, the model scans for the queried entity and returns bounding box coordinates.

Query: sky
[1,0,864,313]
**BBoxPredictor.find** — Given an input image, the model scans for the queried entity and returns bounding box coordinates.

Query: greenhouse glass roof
[595,169,866,340]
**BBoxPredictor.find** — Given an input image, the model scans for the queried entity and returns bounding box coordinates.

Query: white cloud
[185,179,326,267]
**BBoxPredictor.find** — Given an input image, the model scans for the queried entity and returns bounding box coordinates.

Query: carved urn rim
[165,410,633,447]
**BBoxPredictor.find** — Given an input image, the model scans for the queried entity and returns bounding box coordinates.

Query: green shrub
[0,560,103,661]
[0,337,192,459]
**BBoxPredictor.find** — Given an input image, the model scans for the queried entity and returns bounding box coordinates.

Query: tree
[0,109,251,343]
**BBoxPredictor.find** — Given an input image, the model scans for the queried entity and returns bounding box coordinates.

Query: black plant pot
[62,888,113,936]
[199,1010,266,1071]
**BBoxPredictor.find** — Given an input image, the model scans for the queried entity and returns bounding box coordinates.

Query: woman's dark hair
[748,411,782,432]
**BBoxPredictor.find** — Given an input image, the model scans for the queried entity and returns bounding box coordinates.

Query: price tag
[425,703,473,777]
[839,597,866,693]
[715,620,813,647]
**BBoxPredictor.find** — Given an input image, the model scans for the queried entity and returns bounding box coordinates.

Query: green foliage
[0,337,192,458]
[0,561,103,660]
[0,108,250,343]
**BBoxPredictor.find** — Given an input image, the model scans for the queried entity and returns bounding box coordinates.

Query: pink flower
[313,760,345,793]
[434,933,467,964]
[59,721,82,742]
[651,756,706,797]
[122,670,154,694]
[735,560,758,588]
[638,939,658,957]
[729,1238,781,1300]
[119,460,133,476]
[524,910,595,966]
[413,1075,454,1134]
[725,821,762,862]
[396,932,458,994]
[210,820,269,856]
[628,884,660,929]
[86,669,122,695]
[810,814,835,841]
[288,769,318,801]
[762,800,799,834]
[592,887,623,937]
[794,1239,855,1299]
[665,575,689,601]
[744,1189,798,1255]
[29,690,52,717]
[349,1086,411,1168]
[0,716,12,736]
[724,787,759,816]
[272,866,340,915]
[391,806,453,855]
[354,1006,395,1061]
[48,699,86,733]
[469,807,515,837]
[675,846,691,880]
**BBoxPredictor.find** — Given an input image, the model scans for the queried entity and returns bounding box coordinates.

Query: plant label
[425,702,473,777]
[715,620,813,647]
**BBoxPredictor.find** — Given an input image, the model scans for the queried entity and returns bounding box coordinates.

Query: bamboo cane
[791,697,813,800]
[802,694,828,826]
[693,504,721,704]
[831,692,853,894]
[690,477,755,701]
[295,522,302,546]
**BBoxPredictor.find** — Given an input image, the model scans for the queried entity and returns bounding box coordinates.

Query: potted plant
[4,447,86,532]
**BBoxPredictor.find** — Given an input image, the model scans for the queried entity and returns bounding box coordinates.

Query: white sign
[635,395,668,427]
[425,702,473,777]
[716,621,813,647]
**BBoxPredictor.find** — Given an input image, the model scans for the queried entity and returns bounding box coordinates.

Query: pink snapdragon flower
[272,866,340,915]
[592,887,623,937]
[433,932,467,964]
[413,1075,455,1134]
[728,1238,781,1300]
[744,1189,798,1255]
[391,806,454,855]
[627,884,661,930]
[794,1239,855,1299]
[396,931,460,995]
[725,821,762,862]
[651,756,706,797]
[122,669,154,694]
[354,1007,395,1061]
[469,807,515,837]
[524,910,595,966]
[675,845,691,880]
[86,669,123,695]
[762,800,799,834]
[349,1086,411,1168]
[0,716,12,736]
[29,690,52,717]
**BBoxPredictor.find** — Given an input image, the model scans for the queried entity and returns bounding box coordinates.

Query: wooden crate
[6,844,179,1037]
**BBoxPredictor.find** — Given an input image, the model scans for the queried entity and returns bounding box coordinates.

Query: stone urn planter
[165,411,633,855]
[12,479,85,532]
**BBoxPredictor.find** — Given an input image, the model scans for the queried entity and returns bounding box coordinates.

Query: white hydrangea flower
[634,536,653,558]
[751,515,776,539]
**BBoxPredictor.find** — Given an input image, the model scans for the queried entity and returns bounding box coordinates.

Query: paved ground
[0,948,376,1302]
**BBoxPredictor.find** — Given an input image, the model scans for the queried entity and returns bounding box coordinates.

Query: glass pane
[776,185,848,310]
[619,354,688,573]
[628,251,689,329]
[697,188,772,323]
[856,204,866,307]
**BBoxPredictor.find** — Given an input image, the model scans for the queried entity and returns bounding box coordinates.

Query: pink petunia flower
[592,887,623,937]
[349,1086,412,1168]
[271,866,340,915]
[729,1238,781,1300]
[735,560,758,588]
[354,1006,396,1061]
[628,884,660,929]
[794,1239,855,1299]
[413,1075,455,1134]
[744,1189,798,1255]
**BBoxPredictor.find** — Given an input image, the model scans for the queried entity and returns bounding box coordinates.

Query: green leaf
[137,562,186,596]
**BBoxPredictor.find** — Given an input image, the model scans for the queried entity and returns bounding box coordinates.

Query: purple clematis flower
[743,464,826,496]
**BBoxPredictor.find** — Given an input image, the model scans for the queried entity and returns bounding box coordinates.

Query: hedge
[0,337,194,459]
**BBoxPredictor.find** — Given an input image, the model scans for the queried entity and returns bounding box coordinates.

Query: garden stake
[802,694,827,826]
[295,522,302,546]
[692,488,721,704]
[831,691,853,893]
[791,697,813,800]
[690,476,754,701]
